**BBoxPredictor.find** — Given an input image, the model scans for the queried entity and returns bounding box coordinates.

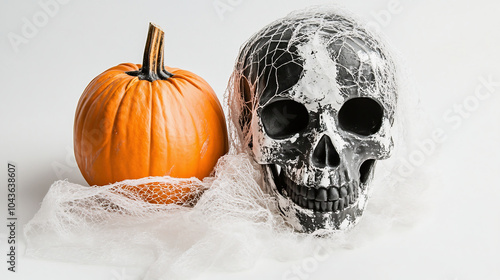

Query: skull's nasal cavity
[312,135,340,168]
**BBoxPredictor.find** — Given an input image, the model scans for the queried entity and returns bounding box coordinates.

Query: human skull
[230,9,397,233]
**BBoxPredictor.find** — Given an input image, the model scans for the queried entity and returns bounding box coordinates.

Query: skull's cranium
[230,10,397,233]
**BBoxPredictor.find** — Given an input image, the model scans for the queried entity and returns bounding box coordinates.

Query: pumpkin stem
[126,22,174,81]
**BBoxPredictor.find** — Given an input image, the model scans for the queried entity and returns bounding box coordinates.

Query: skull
[230,10,397,233]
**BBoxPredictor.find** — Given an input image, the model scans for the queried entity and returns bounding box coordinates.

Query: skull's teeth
[275,165,282,176]
[277,169,357,213]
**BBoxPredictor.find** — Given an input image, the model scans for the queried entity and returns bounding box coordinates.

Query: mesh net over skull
[228,9,398,233]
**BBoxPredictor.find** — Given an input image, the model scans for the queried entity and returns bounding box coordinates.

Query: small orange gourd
[74,23,228,204]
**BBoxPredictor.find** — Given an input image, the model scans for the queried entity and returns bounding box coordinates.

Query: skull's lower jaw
[264,165,369,233]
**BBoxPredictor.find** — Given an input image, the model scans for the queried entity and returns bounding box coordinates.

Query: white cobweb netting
[25,5,433,280]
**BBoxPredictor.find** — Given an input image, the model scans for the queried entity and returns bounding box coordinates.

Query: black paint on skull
[239,24,304,106]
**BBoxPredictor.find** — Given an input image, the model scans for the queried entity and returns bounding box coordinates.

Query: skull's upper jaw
[264,163,374,233]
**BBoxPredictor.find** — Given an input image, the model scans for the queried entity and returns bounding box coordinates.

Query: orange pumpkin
[74,23,228,204]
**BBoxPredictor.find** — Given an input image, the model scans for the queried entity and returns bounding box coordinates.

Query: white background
[1,0,500,279]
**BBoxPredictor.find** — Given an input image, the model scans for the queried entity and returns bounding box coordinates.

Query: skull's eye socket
[338,97,383,136]
[261,99,309,139]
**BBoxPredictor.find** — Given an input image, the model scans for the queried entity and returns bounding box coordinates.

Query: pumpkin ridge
[172,78,225,177]
[171,81,189,176]
[168,78,185,98]
[190,104,202,177]
[180,104,200,178]
[204,99,229,159]
[159,82,174,177]
[174,73,224,119]
[187,85,227,156]
[114,63,139,72]
[75,74,114,130]
[168,81,197,177]
[155,82,171,176]
[82,73,126,121]
[148,81,153,177]
[77,75,132,185]
[79,74,129,147]
[197,93,216,177]
[175,73,204,92]
[123,74,139,91]
[106,77,140,183]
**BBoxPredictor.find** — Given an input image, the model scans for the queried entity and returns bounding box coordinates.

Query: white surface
[1,0,500,279]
